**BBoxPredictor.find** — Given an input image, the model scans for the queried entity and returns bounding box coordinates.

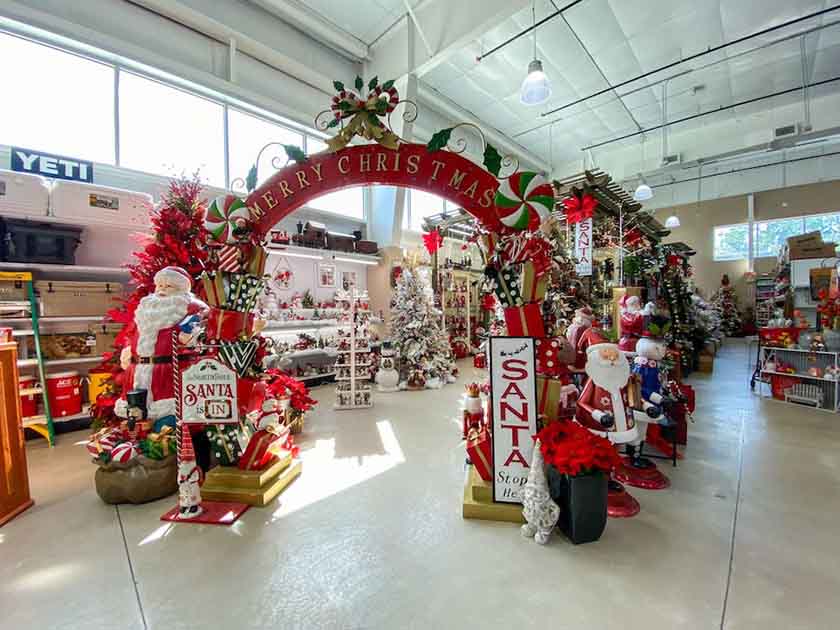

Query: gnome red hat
[248,381,269,415]
[179,424,196,462]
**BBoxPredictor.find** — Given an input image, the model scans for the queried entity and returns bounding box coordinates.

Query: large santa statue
[116,266,208,420]
[575,342,641,517]
[618,295,655,352]
[566,306,609,372]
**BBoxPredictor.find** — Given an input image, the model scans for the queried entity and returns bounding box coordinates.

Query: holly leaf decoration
[368,76,378,90]
[338,100,353,111]
[354,75,364,91]
[245,164,258,192]
[283,144,308,164]
[427,127,453,153]
[382,79,395,91]
[483,143,502,176]
[327,118,340,128]
[333,80,345,92]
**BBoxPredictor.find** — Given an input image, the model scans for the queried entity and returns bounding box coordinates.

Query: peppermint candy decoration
[494,172,555,231]
[110,442,139,464]
[86,432,117,457]
[205,195,251,244]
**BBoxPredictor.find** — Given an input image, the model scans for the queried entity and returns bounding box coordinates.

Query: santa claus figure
[566,306,594,351]
[566,306,609,372]
[246,381,290,431]
[576,342,641,517]
[177,424,203,519]
[116,267,208,420]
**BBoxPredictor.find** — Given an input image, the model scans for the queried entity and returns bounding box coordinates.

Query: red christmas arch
[246,143,504,237]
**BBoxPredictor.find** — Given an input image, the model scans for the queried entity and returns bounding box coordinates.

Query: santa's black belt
[133,356,172,365]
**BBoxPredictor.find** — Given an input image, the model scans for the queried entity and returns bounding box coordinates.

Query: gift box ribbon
[467,427,491,476]
[563,193,597,224]
[201,272,226,308]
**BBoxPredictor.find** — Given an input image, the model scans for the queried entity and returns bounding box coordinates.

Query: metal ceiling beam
[580,74,840,151]
[542,4,840,117]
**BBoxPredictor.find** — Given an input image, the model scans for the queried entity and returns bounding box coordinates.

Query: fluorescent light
[334,256,378,266]
[665,215,681,228]
[520,59,551,106]
[633,183,653,201]
[280,251,323,260]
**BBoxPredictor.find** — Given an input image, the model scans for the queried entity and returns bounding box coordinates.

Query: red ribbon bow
[563,193,597,224]
[422,229,444,255]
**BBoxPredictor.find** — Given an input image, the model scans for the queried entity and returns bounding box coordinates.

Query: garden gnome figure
[177,424,203,519]
[519,439,560,545]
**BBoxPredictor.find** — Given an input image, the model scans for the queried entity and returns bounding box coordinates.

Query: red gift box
[207,308,254,341]
[473,352,487,369]
[466,427,492,481]
[238,427,289,470]
[535,337,574,377]
[503,303,545,338]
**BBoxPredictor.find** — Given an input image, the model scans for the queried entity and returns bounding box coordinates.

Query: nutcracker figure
[462,382,484,438]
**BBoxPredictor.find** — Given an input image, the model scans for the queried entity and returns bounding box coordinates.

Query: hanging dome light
[633,182,653,201]
[665,214,681,228]
[521,60,551,105]
[520,5,551,106]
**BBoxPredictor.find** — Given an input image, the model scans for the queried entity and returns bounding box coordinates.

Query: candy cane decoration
[172,328,183,463]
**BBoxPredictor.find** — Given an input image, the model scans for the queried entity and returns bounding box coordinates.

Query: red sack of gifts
[503,303,545,338]
[207,307,255,342]
[466,427,492,481]
[238,426,289,471]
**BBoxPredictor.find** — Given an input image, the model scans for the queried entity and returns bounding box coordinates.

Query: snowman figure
[376,341,400,393]
[518,439,560,545]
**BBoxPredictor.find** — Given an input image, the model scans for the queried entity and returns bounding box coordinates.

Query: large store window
[228,108,303,190]
[404,189,446,231]
[119,72,225,186]
[0,33,115,164]
[713,224,750,261]
[753,217,803,258]
[303,137,365,219]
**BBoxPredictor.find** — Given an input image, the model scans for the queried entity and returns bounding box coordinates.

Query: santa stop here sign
[489,337,538,504]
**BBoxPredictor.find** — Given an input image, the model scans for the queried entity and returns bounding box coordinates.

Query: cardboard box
[787,231,838,260]
[35,280,122,317]
[87,323,122,355]
[697,354,714,374]
[28,332,94,359]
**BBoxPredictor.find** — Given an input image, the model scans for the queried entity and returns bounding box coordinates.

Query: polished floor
[2,342,838,629]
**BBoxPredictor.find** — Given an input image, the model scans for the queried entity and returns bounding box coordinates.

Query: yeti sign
[489,337,538,504]
[181,358,238,424]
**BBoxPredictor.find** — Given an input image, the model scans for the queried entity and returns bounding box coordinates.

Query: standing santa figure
[116,267,208,420]
[177,424,203,519]
[575,343,641,517]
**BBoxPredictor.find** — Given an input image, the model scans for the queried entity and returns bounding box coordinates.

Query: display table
[0,342,34,526]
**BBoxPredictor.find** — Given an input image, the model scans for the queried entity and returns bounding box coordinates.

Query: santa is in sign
[116,266,208,420]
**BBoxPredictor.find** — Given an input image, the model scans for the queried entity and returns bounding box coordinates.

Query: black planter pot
[547,466,608,544]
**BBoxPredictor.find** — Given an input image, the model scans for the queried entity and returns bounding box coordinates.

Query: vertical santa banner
[489,337,538,504]
[563,192,597,278]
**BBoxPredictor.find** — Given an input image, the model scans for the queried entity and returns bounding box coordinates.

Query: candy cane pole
[172,328,182,463]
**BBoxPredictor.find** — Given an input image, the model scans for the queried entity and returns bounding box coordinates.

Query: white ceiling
[417,0,840,167]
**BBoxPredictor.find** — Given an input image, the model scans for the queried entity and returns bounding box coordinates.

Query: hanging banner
[489,336,538,504]
[181,358,238,424]
[575,216,593,276]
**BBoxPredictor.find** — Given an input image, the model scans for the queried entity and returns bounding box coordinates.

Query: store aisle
[1,347,839,630]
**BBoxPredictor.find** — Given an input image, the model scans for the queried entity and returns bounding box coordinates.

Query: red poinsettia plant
[536,420,621,477]
[263,368,317,414]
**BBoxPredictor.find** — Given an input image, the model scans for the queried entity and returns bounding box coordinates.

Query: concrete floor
[1,342,838,629]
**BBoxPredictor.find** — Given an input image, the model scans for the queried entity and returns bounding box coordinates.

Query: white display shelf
[24,403,91,426]
[262,319,341,332]
[334,402,373,410]
[297,372,336,382]
[18,354,105,368]
[266,243,380,264]
[761,370,837,383]
[0,315,105,324]
[279,348,338,360]
[0,262,129,276]
[765,346,840,355]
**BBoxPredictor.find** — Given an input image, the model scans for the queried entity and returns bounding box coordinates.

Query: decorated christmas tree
[712,274,742,336]
[389,267,456,389]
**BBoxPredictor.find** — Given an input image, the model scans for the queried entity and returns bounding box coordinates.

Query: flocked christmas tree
[712,273,742,336]
[389,267,456,389]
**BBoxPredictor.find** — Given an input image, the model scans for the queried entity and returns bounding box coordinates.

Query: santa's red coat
[618,311,644,352]
[576,377,636,440]
[123,300,205,408]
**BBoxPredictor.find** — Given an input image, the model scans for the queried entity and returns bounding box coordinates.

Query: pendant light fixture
[633,174,653,201]
[520,4,551,106]
[664,214,681,228]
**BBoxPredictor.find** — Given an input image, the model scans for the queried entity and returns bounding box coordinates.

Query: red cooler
[46,371,82,417]
[19,375,38,418]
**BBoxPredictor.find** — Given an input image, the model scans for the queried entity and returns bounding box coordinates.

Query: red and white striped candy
[218,245,243,272]
[86,433,117,457]
[205,195,250,244]
[110,442,139,464]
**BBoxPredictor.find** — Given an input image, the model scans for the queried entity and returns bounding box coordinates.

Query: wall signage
[489,336,538,504]
[180,358,238,424]
[247,143,502,237]
[575,216,593,277]
[11,147,93,183]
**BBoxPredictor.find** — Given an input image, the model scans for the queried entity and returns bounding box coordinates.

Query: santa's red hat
[155,266,192,291]
[575,306,593,319]
[179,424,196,463]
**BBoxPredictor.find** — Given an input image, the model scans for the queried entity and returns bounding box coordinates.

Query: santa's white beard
[134,292,190,356]
[586,354,630,392]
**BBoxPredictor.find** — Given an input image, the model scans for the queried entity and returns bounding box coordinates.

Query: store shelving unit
[754,275,776,327]
[758,346,840,412]
[0,264,126,444]
[440,268,480,356]
[334,290,373,410]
